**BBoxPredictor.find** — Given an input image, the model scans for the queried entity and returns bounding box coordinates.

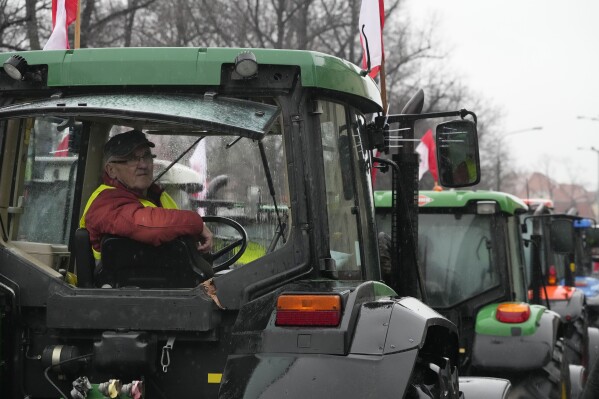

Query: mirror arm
[459,109,477,124]
[379,109,477,125]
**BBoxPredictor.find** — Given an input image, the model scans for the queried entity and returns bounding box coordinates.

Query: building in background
[510,172,597,219]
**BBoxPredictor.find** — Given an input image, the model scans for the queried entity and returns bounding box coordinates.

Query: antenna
[360,24,371,76]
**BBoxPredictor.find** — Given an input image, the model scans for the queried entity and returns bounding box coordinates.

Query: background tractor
[376,190,574,398]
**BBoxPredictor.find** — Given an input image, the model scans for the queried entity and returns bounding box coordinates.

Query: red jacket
[82,173,204,255]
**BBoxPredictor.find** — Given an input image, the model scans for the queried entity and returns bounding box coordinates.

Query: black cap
[104,130,155,159]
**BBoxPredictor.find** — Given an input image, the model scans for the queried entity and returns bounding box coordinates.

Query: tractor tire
[507,339,571,399]
[405,357,461,399]
[564,318,586,366]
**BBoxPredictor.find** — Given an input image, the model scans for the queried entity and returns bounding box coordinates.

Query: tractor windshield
[418,213,501,307]
[0,94,290,279]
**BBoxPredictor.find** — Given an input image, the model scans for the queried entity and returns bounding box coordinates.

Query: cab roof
[374,190,528,215]
[0,47,382,111]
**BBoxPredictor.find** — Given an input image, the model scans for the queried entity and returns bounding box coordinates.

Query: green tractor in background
[520,200,599,377]
[376,190,575,398]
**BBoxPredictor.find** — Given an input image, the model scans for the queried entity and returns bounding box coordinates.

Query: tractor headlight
[3,55,28,81]
[234,51,258,79]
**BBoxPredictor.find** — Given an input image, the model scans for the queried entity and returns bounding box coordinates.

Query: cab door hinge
[7,196,24,214]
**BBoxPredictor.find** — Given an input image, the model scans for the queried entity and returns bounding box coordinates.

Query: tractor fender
[221,286,462,398]
[587,293,599,309]
[569,364,585,399]
[221,296,451,398]
[458,377,511,399]
[472,309,561,372]
[350,296,459,364]
[588,326,599,371]
[549,288,586,322]
[218,350,421,398]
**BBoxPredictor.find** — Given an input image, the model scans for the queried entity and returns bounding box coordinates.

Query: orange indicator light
[496,303,531,324]
[276,294,341,326]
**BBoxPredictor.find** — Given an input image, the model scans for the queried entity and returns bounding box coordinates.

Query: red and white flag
[359,0,385,79]
[44,0,78,50]
[415,129,438,182]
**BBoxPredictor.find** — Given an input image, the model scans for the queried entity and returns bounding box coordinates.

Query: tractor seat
[95,235,214,289]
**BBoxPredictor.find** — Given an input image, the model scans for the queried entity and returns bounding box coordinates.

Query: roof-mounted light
[496,302,531,323]
[233,51,258,79]
[3,55,28,81]
[477,201,497,215]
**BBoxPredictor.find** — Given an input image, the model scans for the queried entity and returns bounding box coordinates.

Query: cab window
[319,101,363,279]
[1,94,289,279]
[15,117,78,245]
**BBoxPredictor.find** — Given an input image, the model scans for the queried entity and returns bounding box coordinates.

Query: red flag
[359,0,385,79]
[44,0,78,50]
[371,150,380,186]
[415,129,438,182]
[54,133,70,157]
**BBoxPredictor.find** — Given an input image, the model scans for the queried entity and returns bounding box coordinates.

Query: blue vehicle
[571,219,599,328]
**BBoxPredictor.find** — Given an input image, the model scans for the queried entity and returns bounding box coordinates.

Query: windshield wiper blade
[258,140,286,247]
[152,136,205,185]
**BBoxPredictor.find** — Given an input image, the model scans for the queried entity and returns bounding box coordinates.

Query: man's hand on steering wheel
[197,225,214,253]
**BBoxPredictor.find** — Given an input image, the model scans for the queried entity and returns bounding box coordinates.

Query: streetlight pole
[577,146,599,216]
[577,115,599,218]
[496,126,543,191]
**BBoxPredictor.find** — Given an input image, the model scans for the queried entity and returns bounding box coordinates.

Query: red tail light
[275,294,341,327]
[548,265,557,285]
[496,303,531,323]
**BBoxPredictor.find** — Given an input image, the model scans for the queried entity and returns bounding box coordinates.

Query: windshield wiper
[152,136,205,185]
[476,235,492,260]
[258,140,287,249]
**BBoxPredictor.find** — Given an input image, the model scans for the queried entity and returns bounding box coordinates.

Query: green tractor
[0,48,510,398]
[376,190,573,398]
[520,200,599,379]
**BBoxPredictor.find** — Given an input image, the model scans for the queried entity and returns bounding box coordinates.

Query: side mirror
[550,218,575,254]
[435,120,481,187]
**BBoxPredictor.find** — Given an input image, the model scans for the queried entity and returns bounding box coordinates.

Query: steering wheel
[201,216,248,272]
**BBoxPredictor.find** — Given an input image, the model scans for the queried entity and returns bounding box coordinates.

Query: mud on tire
[507,339,571,399]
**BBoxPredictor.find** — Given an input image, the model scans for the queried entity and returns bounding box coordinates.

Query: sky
[405,0,599,189]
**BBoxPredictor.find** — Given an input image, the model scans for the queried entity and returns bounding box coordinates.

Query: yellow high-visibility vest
[79,184,178,260]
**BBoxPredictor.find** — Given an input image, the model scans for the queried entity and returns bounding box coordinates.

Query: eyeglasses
[109,152,156,166]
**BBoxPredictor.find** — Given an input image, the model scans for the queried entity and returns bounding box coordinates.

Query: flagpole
[379,53,388,115]
[74,0,81,49]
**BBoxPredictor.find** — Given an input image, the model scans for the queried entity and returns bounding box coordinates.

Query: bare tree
[25,0,42,49]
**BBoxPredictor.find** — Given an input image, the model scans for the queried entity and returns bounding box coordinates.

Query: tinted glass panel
[419,213,500,307]
[320,101,362,279]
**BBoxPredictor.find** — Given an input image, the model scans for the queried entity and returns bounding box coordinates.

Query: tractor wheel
[405,357,461,399]
[563,318,586,366]
[508,339,571,399]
